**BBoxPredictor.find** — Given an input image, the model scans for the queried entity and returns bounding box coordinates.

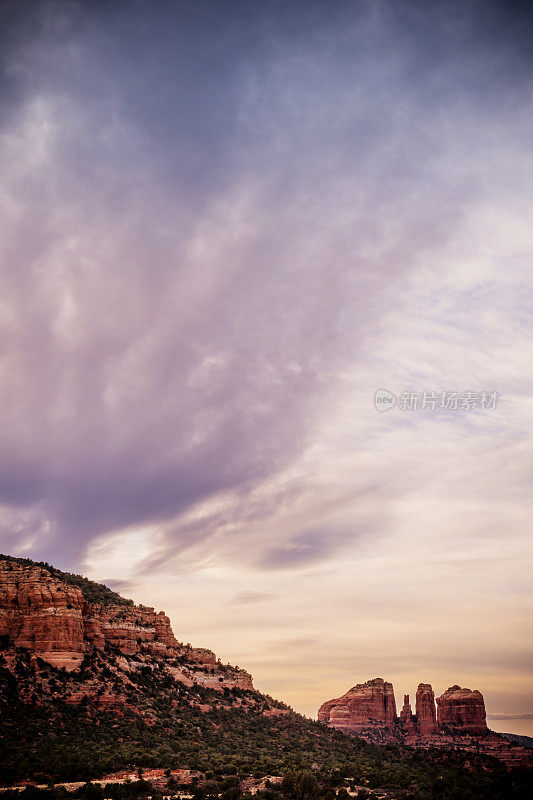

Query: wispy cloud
[228,591,274,606]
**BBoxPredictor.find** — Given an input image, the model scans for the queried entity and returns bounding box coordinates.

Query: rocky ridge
[318,678,531,769]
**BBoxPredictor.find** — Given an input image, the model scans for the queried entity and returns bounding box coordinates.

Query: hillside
[0,554,531,800]
[502,734,533,750]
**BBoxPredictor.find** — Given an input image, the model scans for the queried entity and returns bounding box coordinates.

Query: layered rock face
[318,678,397,733]
[0,560,86,668]
[83,603,181,657]
[0,557,253,690]
[416,683,438,736]
[436,685,487,735]
[0,559,187,665]
[319,678,488,742]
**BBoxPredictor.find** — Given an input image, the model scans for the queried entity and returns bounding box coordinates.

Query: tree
[296,771,317,800]
[281,771,296,796]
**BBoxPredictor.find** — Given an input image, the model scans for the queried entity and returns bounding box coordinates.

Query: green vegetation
[1,649,532,799]
[0,758,531,800]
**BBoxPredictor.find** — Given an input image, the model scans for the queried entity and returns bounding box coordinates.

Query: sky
[1,0,532,736]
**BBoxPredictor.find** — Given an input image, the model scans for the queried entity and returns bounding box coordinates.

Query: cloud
[0,0,496,565]
[228,591,274,605]
[0,1,531,577]
[259,527,356,570]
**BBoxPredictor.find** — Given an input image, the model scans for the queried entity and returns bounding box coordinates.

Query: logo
[374,389,396,412]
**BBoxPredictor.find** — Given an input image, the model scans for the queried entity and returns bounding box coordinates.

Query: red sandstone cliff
[0,561,86,667]
[318,678,397,734]
[0,557,253,691]
[436,685,487,735]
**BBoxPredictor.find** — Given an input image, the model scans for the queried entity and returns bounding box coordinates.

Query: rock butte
[436,684,488,736]
[318,678,531,769]
[318,678,397,733]
[318,677,486,739]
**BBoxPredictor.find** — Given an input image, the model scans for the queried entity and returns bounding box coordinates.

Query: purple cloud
[0,0,532,576]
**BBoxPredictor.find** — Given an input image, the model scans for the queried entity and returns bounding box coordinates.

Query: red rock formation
[0,557,253,690]
[416,683,438,736]
[399,694,410,720]
[399,694,417,736]
[82,602,181,657]
[319,679,488,741]
[0,560,86,668]
[318,678,397,733]
[318,678,531,767]
[185,646,217,666]
[436,686,487,735]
